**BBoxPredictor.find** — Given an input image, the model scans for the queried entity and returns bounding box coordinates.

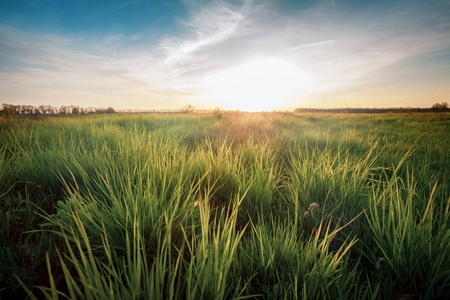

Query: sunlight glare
[203,57,311,111]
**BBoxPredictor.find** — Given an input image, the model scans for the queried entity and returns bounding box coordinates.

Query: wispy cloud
[291,40,335,51]
[114,0,143,11]
[161,0,450,104]
[0,25,182,108]
[160,1,250,67]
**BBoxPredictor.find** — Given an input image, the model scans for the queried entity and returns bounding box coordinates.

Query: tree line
[0,103,203,117]
[294,102,449,113]
[0,104,116,117]
[2,102,448,117]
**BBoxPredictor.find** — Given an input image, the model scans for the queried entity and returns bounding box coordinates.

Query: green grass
[1,112,449,299]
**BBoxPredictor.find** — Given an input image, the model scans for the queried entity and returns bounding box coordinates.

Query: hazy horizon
[1,0,449,111]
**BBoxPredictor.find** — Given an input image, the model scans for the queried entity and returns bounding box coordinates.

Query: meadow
[1,111,449,299]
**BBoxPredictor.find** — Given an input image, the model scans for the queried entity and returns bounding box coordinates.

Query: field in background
[1,112,449,299]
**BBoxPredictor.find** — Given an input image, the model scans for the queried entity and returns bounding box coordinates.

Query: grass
[0,111,449,299]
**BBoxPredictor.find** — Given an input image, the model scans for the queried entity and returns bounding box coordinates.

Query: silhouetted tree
[181,104,195,113]
[59,106,67,114]
[72,106,80,114]
[1,103,18,117]
[38,105,46,114]
[431,102,449,112]
[105,107,116,114]
[24,105,36,114]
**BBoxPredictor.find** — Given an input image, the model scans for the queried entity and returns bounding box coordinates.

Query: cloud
[159,1,251,67]
[114,0,143,11]
[291,40,335,51]
[159,0,450,105]
[0,25,176,108]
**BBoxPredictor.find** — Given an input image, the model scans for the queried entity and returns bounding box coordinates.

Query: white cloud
[291,40,336,51]
[160,0,251,67]
[164,0,450,106]
[0,25,180,108]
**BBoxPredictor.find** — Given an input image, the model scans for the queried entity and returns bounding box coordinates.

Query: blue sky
[1,0,449,110]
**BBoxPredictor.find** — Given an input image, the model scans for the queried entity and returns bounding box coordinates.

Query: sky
[1,0,449,111]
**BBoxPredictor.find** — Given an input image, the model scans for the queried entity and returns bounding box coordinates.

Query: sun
[202,57,311,111]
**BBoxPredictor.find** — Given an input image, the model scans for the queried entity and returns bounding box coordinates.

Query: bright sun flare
[203,57,311,111]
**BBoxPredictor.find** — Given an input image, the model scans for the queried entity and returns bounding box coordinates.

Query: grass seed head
[309,202,320,211]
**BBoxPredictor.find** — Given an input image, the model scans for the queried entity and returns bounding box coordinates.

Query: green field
[1,112,449,299]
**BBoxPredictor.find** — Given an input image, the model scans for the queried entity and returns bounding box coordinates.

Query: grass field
[1,112,449,299]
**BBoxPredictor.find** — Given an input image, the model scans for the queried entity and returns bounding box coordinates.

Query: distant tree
[1,103,18,117]
[105,107,116,114]
[59,106,67,114]
[181,104,195,114]
[42,105,53,114]
[431,102,449,112]
[72,106,80,114]
[17,105,25,114]
[50,106,58,114]
[0,103,19,117]
[23,105,34,114]
[20,106,26,114]
[38,105,47,114]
